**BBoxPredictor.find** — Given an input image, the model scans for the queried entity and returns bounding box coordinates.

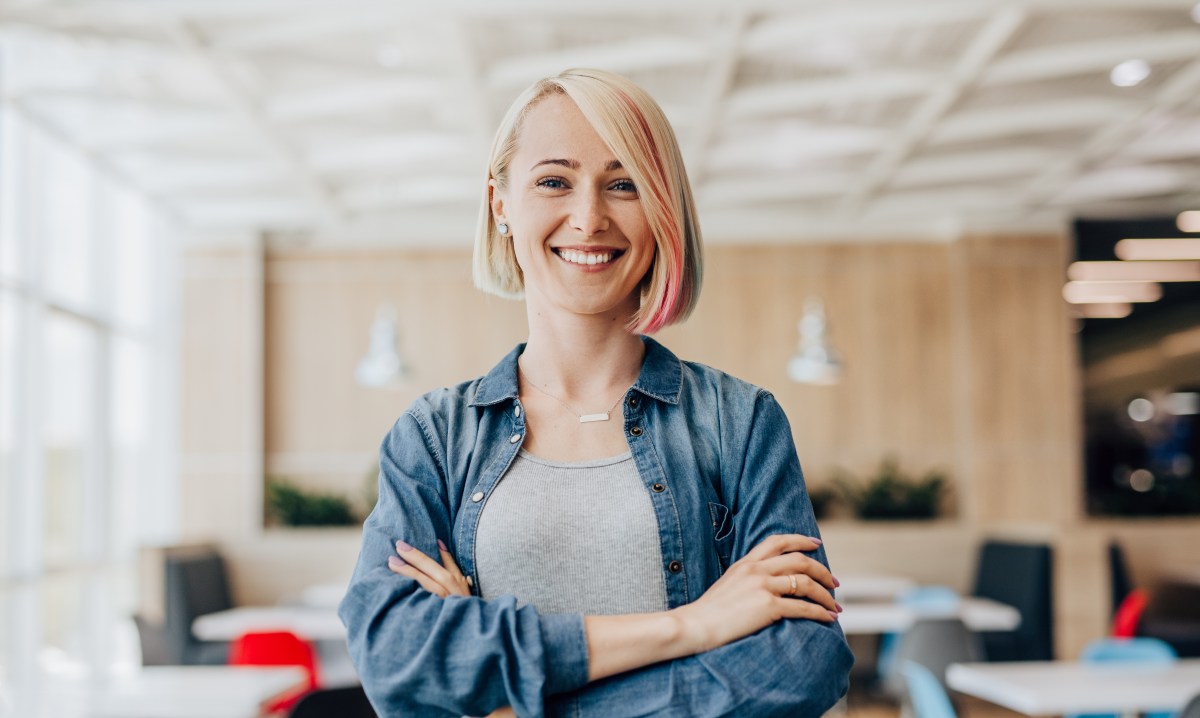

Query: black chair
[1108,540,1135,619]
[1140,581,1200,658]
[162,548,233,665]
[289,685,377,718]
[971,540,1054,661]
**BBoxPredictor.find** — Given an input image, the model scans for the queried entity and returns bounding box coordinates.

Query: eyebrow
[530,158,624,172]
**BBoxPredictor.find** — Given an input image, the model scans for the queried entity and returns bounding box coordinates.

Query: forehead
[512,94,617,166]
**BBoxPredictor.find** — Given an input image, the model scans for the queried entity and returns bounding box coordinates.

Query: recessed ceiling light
[1110,58,1151,87]
[1067,260,1200,282]
[1062,281,1162,304]
[1115,237,1200,260]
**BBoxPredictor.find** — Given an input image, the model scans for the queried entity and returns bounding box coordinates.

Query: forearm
[583,610,699,681]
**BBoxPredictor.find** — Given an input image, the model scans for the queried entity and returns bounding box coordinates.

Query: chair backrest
[289,685,377,718]
[885,618,983,697]
[1081,636,1177,664]
[230,631,321,714]
[1111,588,1150,638]
[878,586,963,688]
[972,540,1054,660]
[161,549,234,664]
[900,661,957,718]
[900,585,961,611]
[1108,541,1134,618]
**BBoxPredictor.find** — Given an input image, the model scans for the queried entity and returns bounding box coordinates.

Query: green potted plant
[266,477,360,527]
[832,458,949,520]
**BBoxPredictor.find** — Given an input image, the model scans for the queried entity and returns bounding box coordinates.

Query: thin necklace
[518,367,629,423]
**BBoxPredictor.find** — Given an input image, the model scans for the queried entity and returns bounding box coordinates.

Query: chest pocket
[708,502,735,571]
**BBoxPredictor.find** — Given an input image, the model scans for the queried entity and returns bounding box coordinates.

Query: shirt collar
[470,336,682,407]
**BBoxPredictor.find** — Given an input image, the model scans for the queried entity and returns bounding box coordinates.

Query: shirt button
[651,483,666,493]
[630,426,643,437]
[509,433,521,444]
[513,405,521,418]
[471,491,484,502]
[628,396,639,408]
[668,560,683,573]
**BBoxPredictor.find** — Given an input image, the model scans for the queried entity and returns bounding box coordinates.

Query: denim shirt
[339,337,853,717]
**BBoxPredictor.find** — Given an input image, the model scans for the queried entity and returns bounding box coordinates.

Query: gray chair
[883,618,983,699]
[1180,693,1200,718]
[165,549,234,664]
[131,548,233,665]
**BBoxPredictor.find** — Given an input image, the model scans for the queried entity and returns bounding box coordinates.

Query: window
[0,88,178,684]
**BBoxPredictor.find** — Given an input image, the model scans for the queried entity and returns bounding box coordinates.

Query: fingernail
[828,610,839,621]
[388,555,407,568]
[437,539,448,552]
[809,537,823,546]
[396,540,414,552]
[835,601,844,613]
[833,576,841,588]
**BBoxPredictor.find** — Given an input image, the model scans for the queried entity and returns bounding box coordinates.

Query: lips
[552,248,624,266]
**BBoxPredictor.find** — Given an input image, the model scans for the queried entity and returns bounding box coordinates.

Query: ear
[488,179,507,226]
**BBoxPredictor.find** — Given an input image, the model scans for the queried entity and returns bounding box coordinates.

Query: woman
[339,68,853,717]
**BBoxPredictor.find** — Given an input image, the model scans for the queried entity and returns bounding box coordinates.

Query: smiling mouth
[553,248,624,266]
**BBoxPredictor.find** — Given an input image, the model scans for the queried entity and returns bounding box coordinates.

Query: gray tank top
[474,449,668,615]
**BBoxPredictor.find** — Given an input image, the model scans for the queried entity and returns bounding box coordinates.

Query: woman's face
[491,94,655,323]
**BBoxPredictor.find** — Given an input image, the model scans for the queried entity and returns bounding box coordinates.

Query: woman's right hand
[671,534,841,653]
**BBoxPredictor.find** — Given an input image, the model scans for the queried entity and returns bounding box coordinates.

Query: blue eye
[611,179,637,193]
[536,177,566,189]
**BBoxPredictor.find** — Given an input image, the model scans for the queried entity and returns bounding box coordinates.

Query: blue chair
[877,586,961,686]
[1069,637,1178,718]
[900,661,957,718]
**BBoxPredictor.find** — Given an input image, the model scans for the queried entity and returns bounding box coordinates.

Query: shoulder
[677,357,772,411]
[398,342,521,433]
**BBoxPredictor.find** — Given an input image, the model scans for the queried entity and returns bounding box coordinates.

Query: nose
[569,189,609,236]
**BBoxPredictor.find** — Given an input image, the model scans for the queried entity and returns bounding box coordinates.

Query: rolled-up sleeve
[339,409,590,717]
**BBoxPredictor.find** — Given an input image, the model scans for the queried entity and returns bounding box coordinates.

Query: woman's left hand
[387,539,470,598]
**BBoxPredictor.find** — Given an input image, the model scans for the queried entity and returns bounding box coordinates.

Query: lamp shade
[356,304,408,388]
[788,298,842,385]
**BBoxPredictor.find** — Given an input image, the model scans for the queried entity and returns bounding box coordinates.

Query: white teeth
[557,250,613,266]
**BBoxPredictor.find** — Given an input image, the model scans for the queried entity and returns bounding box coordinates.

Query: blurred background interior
[1,1,1200,716]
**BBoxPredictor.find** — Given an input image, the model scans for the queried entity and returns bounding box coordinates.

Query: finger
[437,539,466,581]
[742,534,823,563]
[776,595,840,624]
[772,573,840,614]
[390,560,450,598]
[395,540,459,587]
[760,552,837,592]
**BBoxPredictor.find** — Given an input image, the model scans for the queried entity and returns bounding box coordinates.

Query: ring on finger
[788,574,798,596]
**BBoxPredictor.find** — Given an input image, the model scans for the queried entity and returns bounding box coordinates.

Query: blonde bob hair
[472,68,703,335]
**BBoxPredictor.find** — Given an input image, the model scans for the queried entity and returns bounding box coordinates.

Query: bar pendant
[579,413,610,423]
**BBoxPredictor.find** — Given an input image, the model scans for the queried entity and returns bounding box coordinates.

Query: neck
[519,308,645,403]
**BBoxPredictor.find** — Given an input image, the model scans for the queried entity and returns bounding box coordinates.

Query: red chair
[1111,587,1149,638]
[228,631,321,714]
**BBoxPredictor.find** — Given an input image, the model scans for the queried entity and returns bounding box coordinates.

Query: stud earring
[497,222,509,236]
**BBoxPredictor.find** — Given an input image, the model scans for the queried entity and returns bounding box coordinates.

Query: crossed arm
[390,532,842,716]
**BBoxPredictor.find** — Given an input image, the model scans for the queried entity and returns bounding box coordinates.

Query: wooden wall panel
[179,233,1200,659]
[959,236,1081,525]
